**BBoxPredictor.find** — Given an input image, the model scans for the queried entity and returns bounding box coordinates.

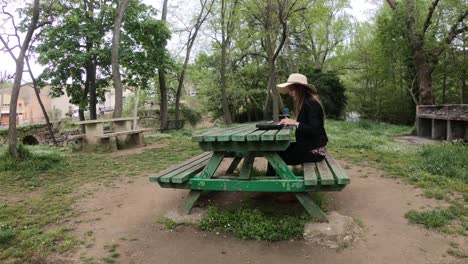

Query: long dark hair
[291,84,325,119]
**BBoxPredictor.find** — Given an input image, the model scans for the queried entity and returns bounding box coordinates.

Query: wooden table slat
[325,154,350,185]
[276,127,293,140]
[149,152,211,182]
[246,129,268,141]
[303,162,318,185]
[316,160,335,185]
[261,129,280,141]
[216,125,256,141]
[231,128,260,141]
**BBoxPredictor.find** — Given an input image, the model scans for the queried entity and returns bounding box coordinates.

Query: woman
[267,73,328,175]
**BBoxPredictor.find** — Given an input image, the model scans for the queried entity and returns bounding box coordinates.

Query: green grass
[200,193,327,241]
[0,119,467,261]
[327,120,468,234]
[0,136,201,263]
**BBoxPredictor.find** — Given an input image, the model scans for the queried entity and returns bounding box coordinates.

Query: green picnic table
[149,124,350,221]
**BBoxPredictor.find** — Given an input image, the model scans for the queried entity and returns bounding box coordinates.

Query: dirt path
[66,159,465,264]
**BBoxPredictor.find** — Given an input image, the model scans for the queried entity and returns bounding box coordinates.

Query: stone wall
[0,122,82,146]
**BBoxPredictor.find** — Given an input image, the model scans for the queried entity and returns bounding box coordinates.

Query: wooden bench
[96,128,151,150]
[149,152,212,185]
[150,151,349,220]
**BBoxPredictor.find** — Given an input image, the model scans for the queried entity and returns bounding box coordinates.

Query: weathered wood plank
[276,127,293,140]
[216,125,255,141]
[199,141,290,152]
[231,128,259,141]
[148,152,211,182]
[264,152,297,179]
[261,129,279,141]
[198,152,225,178]
[158,154,212,183]
[192,128,225,142]
[316,160,335,185]
[325,154,350,185]
[295,193,327,222]
[189,178,305,192]
[303,162,318,185]
[170,159,211,183]
[246,130,268,141]
[226,157,242,174]
[238,154,255,180]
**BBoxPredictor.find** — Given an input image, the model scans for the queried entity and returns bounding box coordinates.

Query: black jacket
[295,97,328,150]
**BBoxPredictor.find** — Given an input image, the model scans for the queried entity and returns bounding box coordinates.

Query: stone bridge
[0,123,82,146]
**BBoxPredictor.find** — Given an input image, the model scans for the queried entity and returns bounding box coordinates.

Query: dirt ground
[64,157,467,264]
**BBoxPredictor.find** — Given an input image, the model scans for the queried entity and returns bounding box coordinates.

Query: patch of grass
[200,194,328,241]
[158,217,178,230]
[0,137,201,263]
[405,209,455,229]
[447,248,468,259]
[326,119,468,234]
[200,205,309,241]
[405,205,467,233]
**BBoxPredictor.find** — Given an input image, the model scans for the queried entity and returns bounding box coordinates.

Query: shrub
[405,208,455,229]
[0,145,65,176]
[416,143,468,183]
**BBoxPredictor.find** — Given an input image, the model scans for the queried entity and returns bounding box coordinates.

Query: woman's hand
[279,118,298,126]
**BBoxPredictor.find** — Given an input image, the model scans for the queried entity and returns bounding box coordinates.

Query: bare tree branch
[385,0,397,10]
[422,0,440,36]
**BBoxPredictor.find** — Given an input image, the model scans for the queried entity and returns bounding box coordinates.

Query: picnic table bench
[75,117,150,149]
[149,124,350,221]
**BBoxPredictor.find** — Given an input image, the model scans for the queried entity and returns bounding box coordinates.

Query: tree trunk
[7,0,40,159]
[88,62,98,119]
[268,60,279,121]
[112,0,130,118]
[159,0,169,131]
[25,57,58,146]
[416,62,434,105]
[133,87,140,128]
[220,0,233,124]
[158,72,168,130]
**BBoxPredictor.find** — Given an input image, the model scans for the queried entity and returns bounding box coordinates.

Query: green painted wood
[231,128,259,141]
[264,152,297,179]
[203,127,240,142]
[199,152,225,178]
[216,125,255,141]
[238,154,255,180]
[181,191,202,214]
[148,152,211,182]
[171,160,210,183]
[303,162,318,185]
[157,182,190,189]
[157,154,212,183]
[246,130,268,141]
[189,178,305,192]
[295,193,327,222]
[261,129,279,141]
[325,154,350,185]
[316,160,335,185]
[276,127,293,140]
[198,141,290,152]
[226,157,242,174]
[192,128,225,142]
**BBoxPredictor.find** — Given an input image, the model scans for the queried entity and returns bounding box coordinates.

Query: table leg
[226,157,242,174]
[264,152,297,179]
[182,152,225,214]
[295,193,328,222]
[238,154,254,180]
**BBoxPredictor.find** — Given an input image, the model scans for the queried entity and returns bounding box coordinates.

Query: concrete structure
[0,84,132,127]
[416,105,468,141]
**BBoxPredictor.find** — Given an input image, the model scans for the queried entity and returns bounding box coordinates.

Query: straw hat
[276,73,317,94]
